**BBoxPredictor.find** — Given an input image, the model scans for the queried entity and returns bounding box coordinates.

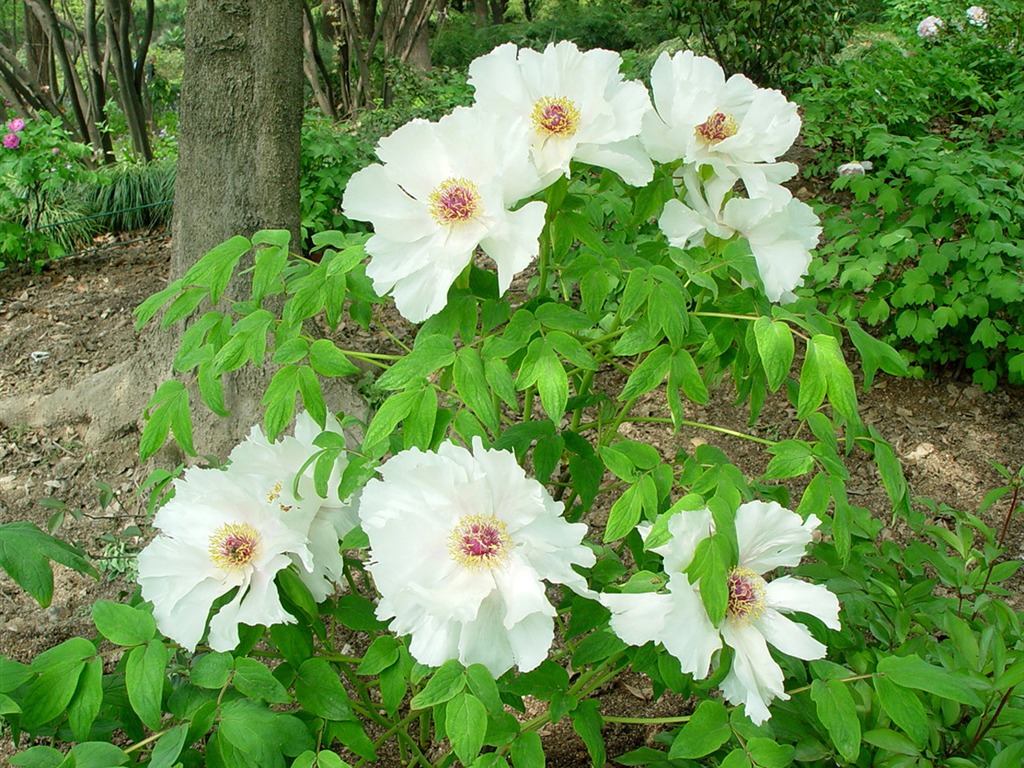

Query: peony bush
[2,42,1022,768]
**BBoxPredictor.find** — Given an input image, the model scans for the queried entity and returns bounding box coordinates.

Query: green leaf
[810,678,861,763]
[846,320,907,389]
[720,749,752,768]
[604,477,647,542]
[8,747,64,768]
[862,728,920,757]
[295,658,353,721]
[754,317,794,391]
[356,636,401,676]
[91,600,156,646]
[262,364,301,441]
[134,280,184,330]
[509,731,545,768]
[192,652,235,688]
[410,660,466,709]
[141,379,195,459]
[991,740,1024,768]
[764,440,815,480]
[873,673,929,748]
[67,658,103,741]
[308,339,361,377]
[126,639,169,730]
[376,335,455,390]
[234,657,291,703]
[570,699,606,768]
[455,348,500,434]
[746,737,795,768]
[445,692,488,766]
[671,348,708,405]
[64,742,129,768]
[877,654,982,706]
[0,522,98,607]
[620,345,672,401]
[149,723,190,768]
[465,664,503,716]
[669,700,730,758]
[796,337,828,420]
[362,388,419,456]
[181,235,251,303]
[535,350,569,421]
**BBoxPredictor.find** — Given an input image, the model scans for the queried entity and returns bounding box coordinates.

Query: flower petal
[756,607,828,661]
[478,201,546,295]
[735,500,818,573]
[766,575,841,630]
[720,621,787,725]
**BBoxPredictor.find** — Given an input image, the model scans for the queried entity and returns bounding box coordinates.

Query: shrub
[807,92,1024,388]
[668,0,851,87]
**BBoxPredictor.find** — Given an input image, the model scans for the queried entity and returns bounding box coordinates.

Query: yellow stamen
[209,522,261,570]
[531,96,581,138]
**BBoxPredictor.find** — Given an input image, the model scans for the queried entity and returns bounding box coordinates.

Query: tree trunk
[171,0,303,278]
[0,0,364,458]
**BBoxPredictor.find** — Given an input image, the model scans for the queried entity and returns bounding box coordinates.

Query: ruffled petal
[341,164,435,243]
[574,138,654,187]
[660,574,722,678]
[652,508,713,574]
[734,500,818,573]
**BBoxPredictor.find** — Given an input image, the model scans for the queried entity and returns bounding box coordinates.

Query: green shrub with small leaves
[807,93,1024,389]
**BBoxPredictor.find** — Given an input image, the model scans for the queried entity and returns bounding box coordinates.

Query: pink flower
[2,133,19,149]
[52,147,60,155]
[7,118,25,132]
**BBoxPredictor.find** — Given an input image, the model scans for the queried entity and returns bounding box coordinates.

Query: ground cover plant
[795,0,1024,389]
[2,32,1023,768]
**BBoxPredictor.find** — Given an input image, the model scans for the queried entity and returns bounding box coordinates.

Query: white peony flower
[602,501,840,725]
[227,411,358,602]
[137,467,315,652]
[659,166,821,302]
[641,51,800,180]
[917,15,944,38]
[468,41,654,186]
[965,6,988,27]
[358,438,596,676]
[342,106,547,323]
[138,413,358,651]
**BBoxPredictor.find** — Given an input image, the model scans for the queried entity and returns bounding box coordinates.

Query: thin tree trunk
[303,1,336,119]
[104,0,152,161]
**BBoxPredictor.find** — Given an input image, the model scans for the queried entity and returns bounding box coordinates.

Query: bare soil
[1,237,1023,765]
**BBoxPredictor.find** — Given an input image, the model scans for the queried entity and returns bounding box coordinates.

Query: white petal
[376,119,449,200]
[493,559,554,628]
[756,607,828,661]
[505,610,554,673]
[574,138,654,187]
[652,508,713,573]
[735,500,817,573]
[720,621,787,725]
[660,199,710,250]
[341,164,435,243]
[478,201,546,295]
[364,234,467,323]
[602,591,672,647]
[660,574,721,678]
[766,576,841,630]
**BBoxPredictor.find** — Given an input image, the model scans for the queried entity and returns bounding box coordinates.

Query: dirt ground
[1,236,1023,764]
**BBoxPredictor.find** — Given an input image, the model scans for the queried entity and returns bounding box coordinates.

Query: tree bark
[171,0,303,278]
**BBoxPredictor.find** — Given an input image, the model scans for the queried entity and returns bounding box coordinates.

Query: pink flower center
[727,568,767,622]
[429,177,482,225]
[695,110,739,145]
[448,514,511,569]
[209,523,261,570]
[531,96,581,138]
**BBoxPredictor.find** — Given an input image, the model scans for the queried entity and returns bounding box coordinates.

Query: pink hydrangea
[2,133,19,149]
[917,15,944,39]
[7,118,25,132]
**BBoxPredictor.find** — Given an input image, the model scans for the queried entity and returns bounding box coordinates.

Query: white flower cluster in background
[965,5,988,27]
[137,412,357,651]
[342,41,820,321]
[917,15,944,38]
